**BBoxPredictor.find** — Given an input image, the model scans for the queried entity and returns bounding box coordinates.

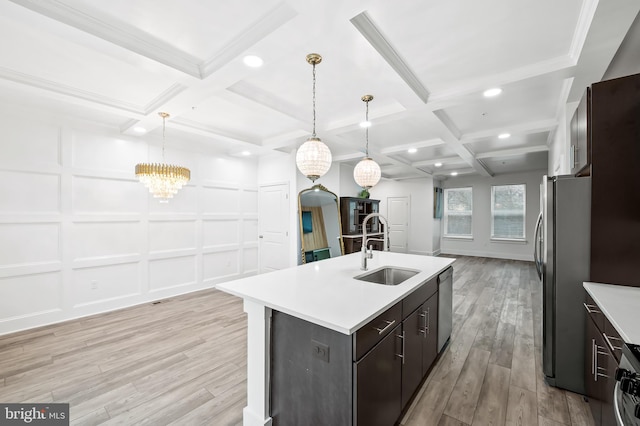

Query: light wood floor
[0,256,595,426]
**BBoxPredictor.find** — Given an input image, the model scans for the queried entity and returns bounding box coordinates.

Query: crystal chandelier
[135,112,190,203]
[296,53,332,182]
[353,95,381,189]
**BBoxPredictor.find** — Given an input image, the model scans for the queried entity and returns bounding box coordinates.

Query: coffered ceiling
[1,0,639,180]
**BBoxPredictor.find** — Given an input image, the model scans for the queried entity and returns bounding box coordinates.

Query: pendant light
[353,95,381,189]
[296,53,332,182]
[135,112,190,203]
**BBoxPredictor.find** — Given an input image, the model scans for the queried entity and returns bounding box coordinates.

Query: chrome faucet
[361,213,389,270]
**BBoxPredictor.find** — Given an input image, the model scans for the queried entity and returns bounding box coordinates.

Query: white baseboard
[439,248,533,262]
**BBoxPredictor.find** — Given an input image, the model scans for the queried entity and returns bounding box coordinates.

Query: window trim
[443,187,473,238]
[490,183,526,241]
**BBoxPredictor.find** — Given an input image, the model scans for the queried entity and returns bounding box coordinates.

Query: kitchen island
[217,251,455,426]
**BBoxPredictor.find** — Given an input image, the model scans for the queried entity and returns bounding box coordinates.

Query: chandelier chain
[161,113,166,162]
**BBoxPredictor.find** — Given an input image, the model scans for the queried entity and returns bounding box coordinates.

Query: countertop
[583,282,640,344]
[217,252,455,335]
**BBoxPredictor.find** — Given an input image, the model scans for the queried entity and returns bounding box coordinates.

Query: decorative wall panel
[148,220,196,253]
[72,176,145,213]
[71,222,141,260]
[203,220,239,248]
[243,247,258,273]
[148,255,196,291]
[243,219,258,243]
[72,262,140,306]
[242,189,258,213]
[71,131,146,172]
[0,272,61,320]
[201,186,239,214]
[203,250,239,281]
[0,171,60,214]
[0,223,60,267]
[2,117,59,167]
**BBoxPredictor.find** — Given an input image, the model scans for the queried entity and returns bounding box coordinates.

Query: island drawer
[353,301,402,361]
[402,276,437,318]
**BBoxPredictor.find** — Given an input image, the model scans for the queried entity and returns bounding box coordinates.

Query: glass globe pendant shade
[296,137,332,182]
[353,157,381,189]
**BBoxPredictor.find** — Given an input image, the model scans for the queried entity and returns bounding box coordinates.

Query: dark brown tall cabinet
[340,197,382,254]
[571,73,640,289]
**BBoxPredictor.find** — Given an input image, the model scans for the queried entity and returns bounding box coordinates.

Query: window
[491,184,526,240]
[444,187,473,238]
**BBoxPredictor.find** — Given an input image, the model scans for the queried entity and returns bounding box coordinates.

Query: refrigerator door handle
[534,212,543,280]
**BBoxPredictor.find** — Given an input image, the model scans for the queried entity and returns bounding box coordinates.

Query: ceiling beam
[475,145,549,159]
[350,11,430,104]
[379,138,445,155]
[432,109,494,177]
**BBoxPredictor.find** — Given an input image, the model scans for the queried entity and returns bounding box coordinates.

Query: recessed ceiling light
[483,87,502,97]
[434,162,443,167]
[243,55,264,68]
[359,121,371,128]
[407,148,417,154]
[133,126,147,134]
[498,133,511,139]
[241,150,251,156]
[450,171,458,176]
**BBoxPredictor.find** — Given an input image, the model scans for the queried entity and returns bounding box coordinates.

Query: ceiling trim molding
[9,0,202,78]
[0,66,145,115]
[475,145,549,159]
[226,80,308,123]
[142,83,190,115]
[460,119,557,142]
[380,138,445,155]
[199,2,297,79]
[411,156,464,168]
[170,117,260,146]
[350,11,430,104]
[568,0,599,63]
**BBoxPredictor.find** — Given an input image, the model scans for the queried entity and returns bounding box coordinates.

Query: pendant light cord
[365,100,369,156]
[312,62,317,138]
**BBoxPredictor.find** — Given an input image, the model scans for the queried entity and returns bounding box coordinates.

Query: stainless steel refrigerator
[533,175,591,394]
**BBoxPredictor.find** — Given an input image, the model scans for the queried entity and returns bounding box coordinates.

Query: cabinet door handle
[594,344,611,381]
[573,145,578,169]
[418,310,428,337]
[603,333,623,352]
[374,319,396,335]
[426,307,430,335]
[591,338,596,377]
[395,331,405,365]
[583,303,601,314]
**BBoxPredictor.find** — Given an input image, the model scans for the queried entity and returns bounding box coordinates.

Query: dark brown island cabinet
[584,292,624,426]
[270,270,448,426]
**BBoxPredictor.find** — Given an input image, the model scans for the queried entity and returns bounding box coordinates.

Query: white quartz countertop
[583,282,640,344]
[217,252,455,335]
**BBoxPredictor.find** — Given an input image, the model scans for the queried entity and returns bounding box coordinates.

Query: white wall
[0,110,259,335]
[369,177,440,256]
[440,170,544,261]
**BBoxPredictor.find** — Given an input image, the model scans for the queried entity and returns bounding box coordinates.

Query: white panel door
[387,196,409,253]
[258,183,290,273]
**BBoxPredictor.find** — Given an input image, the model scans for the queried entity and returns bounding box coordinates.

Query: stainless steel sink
[354,266,420,286]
